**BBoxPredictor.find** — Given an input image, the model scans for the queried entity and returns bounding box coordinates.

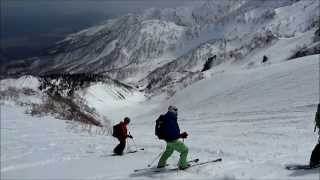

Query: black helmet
[124,117,130,123]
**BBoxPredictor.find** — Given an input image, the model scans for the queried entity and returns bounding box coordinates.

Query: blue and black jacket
[163,111,180,142]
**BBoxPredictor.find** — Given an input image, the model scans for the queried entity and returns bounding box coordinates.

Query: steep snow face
[20,15,188,83]
[1,55,319,180]
[141,30,277,95]
[77,82,146,121]
[1,1,319,178]
[141,0,319,96]
[191,0,247,26]
[104,19,187,81]
[169,55,319,115]
[265,0,320,37]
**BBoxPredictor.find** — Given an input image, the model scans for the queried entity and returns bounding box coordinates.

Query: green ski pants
[157,140,189,168]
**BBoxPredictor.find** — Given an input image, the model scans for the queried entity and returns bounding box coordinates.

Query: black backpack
[112,123,121,138]
[155,115,166,140]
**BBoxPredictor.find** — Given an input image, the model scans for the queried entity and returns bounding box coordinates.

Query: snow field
[2,55,319,179]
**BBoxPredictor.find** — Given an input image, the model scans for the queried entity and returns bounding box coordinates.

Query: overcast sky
[1,0,202,60]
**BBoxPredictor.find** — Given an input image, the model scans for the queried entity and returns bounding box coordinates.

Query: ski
[133,158,199,172]
[285,164,320,170]
[110,148,144,156]
[153,158,222,172]
[188,158,200,163]
[127,148,145,154]
[127,150,138,154]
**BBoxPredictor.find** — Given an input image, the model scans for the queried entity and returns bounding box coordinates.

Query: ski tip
[285,164,320,170]
[128,150,138,153]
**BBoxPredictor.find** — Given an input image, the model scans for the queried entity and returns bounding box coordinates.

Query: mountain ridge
[1,0,319,96]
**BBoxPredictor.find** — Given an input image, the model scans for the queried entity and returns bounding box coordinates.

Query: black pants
[113,138,126,155]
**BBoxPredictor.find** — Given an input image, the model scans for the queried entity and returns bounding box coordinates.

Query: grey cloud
[1,0,205,60]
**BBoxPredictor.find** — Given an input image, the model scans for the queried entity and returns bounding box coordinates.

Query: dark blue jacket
[163,111,180,142]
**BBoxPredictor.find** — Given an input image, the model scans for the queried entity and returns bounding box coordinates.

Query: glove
[180,132,188,139]
[128,135,133,139]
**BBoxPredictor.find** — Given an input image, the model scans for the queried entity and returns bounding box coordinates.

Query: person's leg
[172,140,189,169]
[113,138,126,155]
[118,138,126,154]
[157,142,174,168]
[113,139,121,154]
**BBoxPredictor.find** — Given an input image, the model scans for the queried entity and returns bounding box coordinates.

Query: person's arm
[127,132,133,139]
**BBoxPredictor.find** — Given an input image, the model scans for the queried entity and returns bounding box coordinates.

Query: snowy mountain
[1,0,319,95]
[1,0,320,179]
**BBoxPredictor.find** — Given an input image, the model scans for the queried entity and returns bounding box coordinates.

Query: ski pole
[126,140,131,152]
[130,137,144,151]
[148,151,163,167]
[129,132,144,151]
[130,138,138,151]
[128,132,137,150]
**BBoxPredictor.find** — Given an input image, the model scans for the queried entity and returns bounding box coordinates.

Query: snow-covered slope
[0,76,43,105]
[2,54,319,179]
[0,74,146,125]
[1,0,319,178]
[77,82,145,122]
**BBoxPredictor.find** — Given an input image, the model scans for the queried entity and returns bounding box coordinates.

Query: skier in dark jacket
[157,105,189,169]
[113,117,133,155]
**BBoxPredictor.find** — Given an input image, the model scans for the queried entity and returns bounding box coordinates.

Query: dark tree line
[39,73,107,97]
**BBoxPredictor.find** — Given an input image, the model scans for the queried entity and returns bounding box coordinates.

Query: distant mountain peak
[1,0,318,97]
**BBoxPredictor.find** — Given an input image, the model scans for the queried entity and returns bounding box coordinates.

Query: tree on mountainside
[262,55,268,63]
[201,55,216,72]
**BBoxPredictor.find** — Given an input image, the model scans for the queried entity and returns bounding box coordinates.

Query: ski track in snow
[1,55,320,179]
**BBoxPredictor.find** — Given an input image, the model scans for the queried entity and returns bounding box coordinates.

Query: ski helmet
[168,105,178,113]
[124,117,130,124]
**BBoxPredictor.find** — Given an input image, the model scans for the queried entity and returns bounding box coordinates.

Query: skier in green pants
[155,105,189,169]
